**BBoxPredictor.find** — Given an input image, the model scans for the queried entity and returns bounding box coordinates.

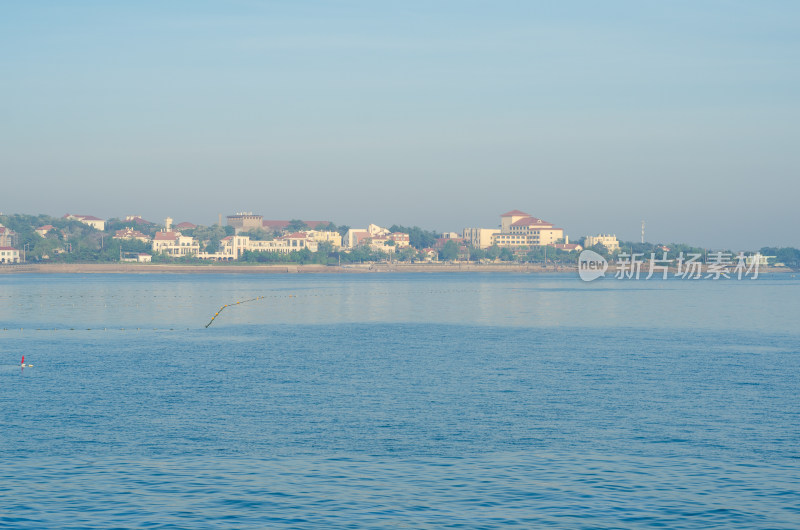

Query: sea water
[1,273,798,527]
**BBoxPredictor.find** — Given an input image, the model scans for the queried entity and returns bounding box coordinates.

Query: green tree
[388,225,439,249]
[439,240,459,261]
[499,247,515,261]
[316,241,334,254]
[243,228,272,241]
[587,243,610,258]
[469,247,487,261]
[396,246,418,262]
[286,219,310,232]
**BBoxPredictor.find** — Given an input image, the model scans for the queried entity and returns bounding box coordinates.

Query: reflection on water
[1,273,799,526]
[0,273,798,331]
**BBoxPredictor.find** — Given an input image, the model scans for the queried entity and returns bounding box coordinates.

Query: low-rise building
[64,214,105,231]
[0,247,20,264]
[35,225,54,237]
[198,232,320,260]
[282,232,319,252]
[584,234,620,252]
[0,225,18,247]
[386,232,410,248]
[367,235,399,253]
[307,230,342,249]
[121,252,152,263]
[552,243,583,252]
[343,228,371,248]
[152,231,200,257]
[419,248,438,262]
[114,228,151,242]
[745,253,774,267]
[343,225,409,250]
[124,215,155,226]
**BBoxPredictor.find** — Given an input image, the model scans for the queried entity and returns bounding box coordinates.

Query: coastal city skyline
[2,207,794,269]
[0,204,796,251]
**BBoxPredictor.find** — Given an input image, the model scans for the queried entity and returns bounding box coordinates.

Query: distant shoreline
[0,263,793,275]
[0,263,575,274]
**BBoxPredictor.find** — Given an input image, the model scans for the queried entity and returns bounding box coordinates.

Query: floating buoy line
[204,296,267,328]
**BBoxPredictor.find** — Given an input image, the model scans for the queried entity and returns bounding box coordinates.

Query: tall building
[462,228,500,249]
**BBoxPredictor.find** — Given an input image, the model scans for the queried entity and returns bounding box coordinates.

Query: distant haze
[2,2,798,250]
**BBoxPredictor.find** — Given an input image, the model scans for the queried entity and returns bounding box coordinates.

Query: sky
[2,1,799,249]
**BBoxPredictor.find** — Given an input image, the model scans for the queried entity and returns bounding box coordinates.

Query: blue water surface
[1,273,798,527]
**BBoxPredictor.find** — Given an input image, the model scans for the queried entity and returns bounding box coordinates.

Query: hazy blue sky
[2,1,798,248]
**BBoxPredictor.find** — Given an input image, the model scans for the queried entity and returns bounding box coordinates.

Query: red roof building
[154,231,179,241]
[511,217,550,227]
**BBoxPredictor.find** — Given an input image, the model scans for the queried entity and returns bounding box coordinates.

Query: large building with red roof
[493,210,565,248]
[464,210,567,250]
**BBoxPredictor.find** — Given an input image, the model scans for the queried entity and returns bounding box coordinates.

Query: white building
[307,230,343,249]
[152,231,200,257]
[121,252,152,263]
[198,232,320,260]
[0,247,21,264]
[114,228,151,243]
[584,234,620,252]
[343,224,410,250]
[63,214,106,231]
[745,253,774,267]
